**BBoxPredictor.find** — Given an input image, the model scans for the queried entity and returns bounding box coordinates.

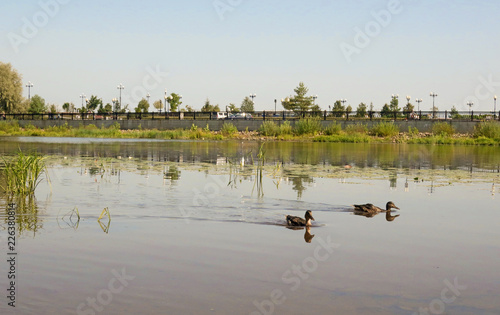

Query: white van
[214,112,227,120]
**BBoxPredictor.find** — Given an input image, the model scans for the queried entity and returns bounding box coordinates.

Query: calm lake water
[1,137,499,315]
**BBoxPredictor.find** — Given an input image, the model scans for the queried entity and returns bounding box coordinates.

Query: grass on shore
[1,120,500,145]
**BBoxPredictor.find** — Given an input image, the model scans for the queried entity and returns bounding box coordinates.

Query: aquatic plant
[324,122,342,135]
[259,121,279,136]
[344,123,368,135]
[1,150,49,196]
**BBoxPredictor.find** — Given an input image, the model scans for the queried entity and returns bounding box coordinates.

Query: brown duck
[354,201,399,214]
[286,210,315,227]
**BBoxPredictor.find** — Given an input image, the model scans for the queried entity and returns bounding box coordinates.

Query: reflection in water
[385,210,400,222]
[58,207,81,230]
[304,226,315,243]
[1,196,43,236]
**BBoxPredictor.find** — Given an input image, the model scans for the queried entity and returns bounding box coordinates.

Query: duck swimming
[286,210,315,227]
[353,201,399,214]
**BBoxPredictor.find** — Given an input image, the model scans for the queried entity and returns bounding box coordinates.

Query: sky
[1,0,500,112]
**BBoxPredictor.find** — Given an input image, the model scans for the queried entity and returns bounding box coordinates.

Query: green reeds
[1,150,49,196]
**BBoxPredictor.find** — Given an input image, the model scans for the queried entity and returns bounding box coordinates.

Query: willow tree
[0,62,23,113]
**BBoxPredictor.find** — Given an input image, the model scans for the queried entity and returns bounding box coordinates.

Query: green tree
[311,104,321,112]
[381,103,392,118]
[182,105,194,112]
[166,93,182,112]
[135,98,149,113]
[49,104,57,113]
[389,97,401,113]
[201,99,220,112]
[450,105,460,119]
[153,99,163,112]
[332,100,345,117]
[403,102,414,113]
[281,82,313,112]
[28,95,46,114]
[346,105,353,116]
[356,102,367,117]
[240,96,254,113]
[62,102,75,112]
[228,103,240,113]
[0,62,24,113]
[86,95,102,112]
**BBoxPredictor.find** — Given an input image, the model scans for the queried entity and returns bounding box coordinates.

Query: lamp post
[112,98,118,112]
[146,93,150,104]
[164,89,168,113]
[415,99,422,112]
[430,92,438,118]
[494,95,497,118]
[341,99,347,107]
[80,93,86,109]
[117,83,124,111]
[249,94,256,109]
[406,95,410,106]
[26,81,34,101]
[467,101,473,115]
[274,99,277,113]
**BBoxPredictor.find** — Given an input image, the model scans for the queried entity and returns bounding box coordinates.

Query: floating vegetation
[59,207,80,230]
[98,207,111,234]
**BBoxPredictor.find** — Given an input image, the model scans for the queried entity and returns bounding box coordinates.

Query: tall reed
[1,151,49,196]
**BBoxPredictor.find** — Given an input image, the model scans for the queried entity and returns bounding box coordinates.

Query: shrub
[408,126,419,136]
[279,121,293,135]
[432,122,455,136]
[221,122,238,136]
[370,122,399,137]
[294,118,322,135]
[0,121,20,133]
[474,122,500,139]
[259,121,279,136]
[324,122,342,135]
[344,123,368,135]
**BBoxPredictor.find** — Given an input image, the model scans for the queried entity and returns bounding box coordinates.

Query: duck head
[305,210,315,226]
[386,201,399,210]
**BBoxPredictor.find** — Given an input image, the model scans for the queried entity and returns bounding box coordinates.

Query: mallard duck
[353,201,399,214]
[286,210,315,227]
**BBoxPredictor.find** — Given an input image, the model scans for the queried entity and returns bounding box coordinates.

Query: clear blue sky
[1,0,499,112]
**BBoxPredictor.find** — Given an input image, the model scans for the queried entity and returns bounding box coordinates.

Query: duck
[286,210,315,227]
[353,201,399,214]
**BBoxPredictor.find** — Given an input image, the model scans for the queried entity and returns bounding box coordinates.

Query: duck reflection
[352,201,401,222]
[286,226,315,243]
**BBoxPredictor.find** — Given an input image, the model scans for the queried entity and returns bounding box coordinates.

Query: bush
[279,121,293,135]
[344,123,368,135]
[474,122,500,139]
[259,121,279,136]
[221,122,238,136]
[294,118,322,135]
[324,122,342,135]
[408,126,419,136]
[432,122,455,136]
[370,122,399,137]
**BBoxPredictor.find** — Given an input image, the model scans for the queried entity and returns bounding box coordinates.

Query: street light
[312,95,318,105]
[26,81,34,101]
[112,98,118,112]
[341,99,347,107]
[467,101,474,115]
[80,93,86,108]
[415,99,423,111]
[406,95,411,105]
[164,89,168,113]
[274,99,277,112]
[250,93,256,105]
[117,83,124,111]
[430,92,438,119]
[146,93,150,104]
[494,95,497,118]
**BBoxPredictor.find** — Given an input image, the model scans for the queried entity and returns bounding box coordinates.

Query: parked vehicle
[227,113,252,120]
[213,112,228,120]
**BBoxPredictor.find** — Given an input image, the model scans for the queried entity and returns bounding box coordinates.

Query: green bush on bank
[370,122,399,137]
[294,118,322,135]
[474,122,500,139]
[432,122,455,136]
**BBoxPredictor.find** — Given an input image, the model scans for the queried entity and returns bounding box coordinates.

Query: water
[0,137,499,315]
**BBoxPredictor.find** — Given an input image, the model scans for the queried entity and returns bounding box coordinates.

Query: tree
[166,93,182,112]
[28,95,46,114]
[346,105,353,116]
[49,104,57,113]
[281,82,313,112]
[153,99,163,112]
[403,102,414,113]
[356,103,367,117]
[62,102,75,112]
[389,97,401,113]
[332,100,345,117]
[381,103,392,118]
[0,62,24,113]
[240,96,254,113]
[182,105,194,112]
[310,104,321,112]
[201,99,220,112]
[86,95,102,112]
[135,98,149,113]
[98,103,113,114]
[227,103,240,113]
[450,105,460,119]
